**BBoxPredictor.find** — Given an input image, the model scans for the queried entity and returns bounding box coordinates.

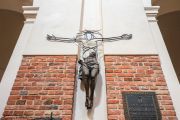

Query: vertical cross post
[73,0,108,119]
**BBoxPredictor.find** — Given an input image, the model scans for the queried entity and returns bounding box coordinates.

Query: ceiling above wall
[154,0,180,82]
[0,10,25,79]
[153,0,180,16]
[152,0,160,6]
[0,0,33,13]
[158,11,180,81]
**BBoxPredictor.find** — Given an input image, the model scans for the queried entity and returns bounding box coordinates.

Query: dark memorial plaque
[123,92,161,120]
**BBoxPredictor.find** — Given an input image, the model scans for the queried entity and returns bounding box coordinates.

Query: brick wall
[3,56,77,120]
[105,55,177,120]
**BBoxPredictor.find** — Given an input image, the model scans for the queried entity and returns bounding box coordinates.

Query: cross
[46,0,132,118]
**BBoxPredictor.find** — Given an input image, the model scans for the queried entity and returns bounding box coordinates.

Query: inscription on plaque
[122,92,161,120]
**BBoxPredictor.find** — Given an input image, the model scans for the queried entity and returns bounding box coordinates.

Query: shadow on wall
[0,9,24,81]
[157,11,180,82]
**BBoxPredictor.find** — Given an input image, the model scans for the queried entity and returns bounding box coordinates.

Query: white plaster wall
[142,0,152,7]
[33,0,41,6]
[149,22,180,119]
[102,0,157,55]
[82,0,102,30]
[0,23,34,117]
[24,0,81,55]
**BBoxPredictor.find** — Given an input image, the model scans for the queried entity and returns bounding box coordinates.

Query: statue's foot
[90,100,93,108]
[87,106,92,109]
[85,97,93,109]
[87,103,92,109]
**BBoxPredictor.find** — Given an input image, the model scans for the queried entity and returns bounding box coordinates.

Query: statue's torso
[84,56,98,69]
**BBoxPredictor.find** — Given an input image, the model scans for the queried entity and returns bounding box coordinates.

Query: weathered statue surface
[78,52,99,109]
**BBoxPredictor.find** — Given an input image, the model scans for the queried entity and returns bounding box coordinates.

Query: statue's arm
[102,34,132,42]
[78,59,83,65]
[47,34,76,43]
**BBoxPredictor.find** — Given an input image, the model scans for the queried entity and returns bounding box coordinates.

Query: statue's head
[76,30,102,41]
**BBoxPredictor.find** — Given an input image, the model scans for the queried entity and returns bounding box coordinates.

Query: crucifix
[47,2,133,120]
[47,30,132,109]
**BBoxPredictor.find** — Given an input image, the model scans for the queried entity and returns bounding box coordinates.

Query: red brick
[124,77,132,81]
[28,90,39,95]
[62,110,72,115]
[146,70,154,74]
[7,101,16,105]
[118,66,132,69]
[62,115,72,120]
[108,110,122,115]
[8,96,21,101]
[12,87,24,90]
[3,56,76,119]
[150,86,158,90]
[26,105,39,110]
[117,73,133,77]
[64,90,74,95]
[105,58,116,62]
[63,86,74,90]
[162,95,171,100]
[26,100,33,105]
[108,115,119,120]
[134,77,142,81]
[105,55,176,119]
[106,77,114,81]
[114,70,122,73]
[108,99,120,104]
[106,73,116,77]
[161,100,173,105]
[16,100,26,105]
[48,90,62,95]
[24,111,34,116]
[108,104,118,109]
[62,105,73,110]
[22,96,40,100]
[162,111,176,116]
[53,100,63,105]
[25,86,42,90]
[34,111,45,116]
[106,69,114,73]
[137,69,145,73]
[164,105,174,110]
[13,111,24,116]
[3,111,13,116]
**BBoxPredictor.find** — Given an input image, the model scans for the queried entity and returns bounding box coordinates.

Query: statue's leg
[90,67,99,108]
[82,65,90,108]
